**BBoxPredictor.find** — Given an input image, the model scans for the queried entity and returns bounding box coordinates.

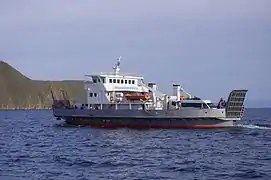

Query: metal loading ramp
[225,89,248,118]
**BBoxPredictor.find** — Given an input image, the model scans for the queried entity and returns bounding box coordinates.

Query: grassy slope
[0,61,85,109]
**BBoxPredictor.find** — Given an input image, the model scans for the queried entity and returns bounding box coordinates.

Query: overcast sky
[0,0,270,101]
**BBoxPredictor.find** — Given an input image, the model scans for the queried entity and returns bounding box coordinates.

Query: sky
[0,0,270,103]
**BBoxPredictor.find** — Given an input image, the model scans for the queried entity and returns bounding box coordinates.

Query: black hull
[62,116,233,129]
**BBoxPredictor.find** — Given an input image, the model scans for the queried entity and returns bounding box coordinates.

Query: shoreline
[0,108,52,110]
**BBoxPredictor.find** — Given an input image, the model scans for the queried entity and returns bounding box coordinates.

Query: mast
[111,56,122,103]
[113,56,122,75]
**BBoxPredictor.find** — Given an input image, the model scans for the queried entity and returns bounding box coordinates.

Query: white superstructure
[83,57,215,110]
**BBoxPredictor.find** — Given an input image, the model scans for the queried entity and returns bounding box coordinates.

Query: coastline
[0,107,52,110]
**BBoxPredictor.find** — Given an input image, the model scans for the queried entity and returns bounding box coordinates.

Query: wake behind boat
[51,57,248,128]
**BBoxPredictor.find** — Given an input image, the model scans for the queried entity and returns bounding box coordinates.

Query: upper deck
[84,56,150,93]
[86,72,144,79]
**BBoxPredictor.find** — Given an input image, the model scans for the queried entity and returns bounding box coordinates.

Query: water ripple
[0,109,271,180]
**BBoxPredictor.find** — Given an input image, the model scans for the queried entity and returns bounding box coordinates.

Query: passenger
[217,98,224,109]
[221,100,227,107]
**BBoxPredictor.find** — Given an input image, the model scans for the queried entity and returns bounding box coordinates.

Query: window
[132,80,135,84]
[181,103,202,108]
[94,93,97,97]
[109,79,112,83]
[202,104,208,108]
[117,79,120,83]
[121,80,124,84]
[125,80,127,84]
[113,79,116,83]
[93,79,97,83]
[102,78,105,83]
[205,103,215,108]
[128,80,131,84]
[89,93,93,97]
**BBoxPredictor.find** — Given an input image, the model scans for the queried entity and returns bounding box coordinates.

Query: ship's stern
[225,89,248,121]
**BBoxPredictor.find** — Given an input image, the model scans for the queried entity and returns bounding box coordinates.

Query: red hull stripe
[68,122,226,129]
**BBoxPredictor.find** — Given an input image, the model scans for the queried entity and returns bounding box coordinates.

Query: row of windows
[93,78,105,83]
[171,102,214,108]
[90,92,112,98]
[89,93,97,97]
[92,78,136,84]
[109,79,135,84]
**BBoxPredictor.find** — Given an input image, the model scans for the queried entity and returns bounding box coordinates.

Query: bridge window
[102,78,105,83]
[109,79,112,83]
[94,93,97,97]
[89,93,93,97]
[128,80,131,84]
[121,79,124,84]
[132,80,135,84]
[181,103,202,108]
[125,80,127,84]
[113,79,116,83]
[93,79,97,83]
[117,79,120,83]
[205,103,215,108]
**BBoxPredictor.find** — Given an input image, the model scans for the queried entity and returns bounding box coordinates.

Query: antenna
[113,56,122,75]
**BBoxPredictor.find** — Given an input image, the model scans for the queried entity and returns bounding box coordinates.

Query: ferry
[51,57,248,128]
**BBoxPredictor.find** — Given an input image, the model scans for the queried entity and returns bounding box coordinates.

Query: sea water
[0,109,270,180]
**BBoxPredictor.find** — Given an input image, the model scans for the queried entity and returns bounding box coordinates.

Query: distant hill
[0,61,85,109]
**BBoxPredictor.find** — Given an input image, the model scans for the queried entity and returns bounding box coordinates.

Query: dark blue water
[0,109,271,180]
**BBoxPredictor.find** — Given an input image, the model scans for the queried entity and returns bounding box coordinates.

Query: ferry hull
[53,108,238,128]
[60,116,234,129]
